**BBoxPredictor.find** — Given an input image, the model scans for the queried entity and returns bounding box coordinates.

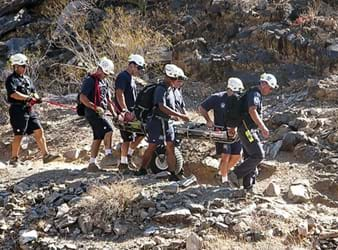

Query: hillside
[0,1,337,249]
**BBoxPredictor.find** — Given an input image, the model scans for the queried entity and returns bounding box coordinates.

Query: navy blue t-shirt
[200,91,228,129]
[174,88,185,113]
[81,75,110,110]
[242,87,262,129]
[114,70,136,110]
[6,72,36,105]
[153,82,175,119]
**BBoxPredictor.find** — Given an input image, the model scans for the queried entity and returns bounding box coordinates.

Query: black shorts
[146,117,175,144]
[215,140,242,156]
[9,105,42,135]
[120,130,143,142]
[85,111,113,140]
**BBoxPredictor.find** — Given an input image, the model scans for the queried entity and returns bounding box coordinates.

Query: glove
[123,111,135,122]
[96,107,105,117]
[27,93,42,105]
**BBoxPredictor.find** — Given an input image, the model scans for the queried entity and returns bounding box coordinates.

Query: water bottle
[21,136,29,150]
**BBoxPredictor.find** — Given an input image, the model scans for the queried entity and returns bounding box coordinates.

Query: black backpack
[76,93,85,116]
[224,92,246,128]
[134,83,166,122]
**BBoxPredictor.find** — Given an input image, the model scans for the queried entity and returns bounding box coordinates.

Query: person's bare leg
[130,135,144,151]
[226,154,241,173]
[11,135,23,158]
[91,140,102,158]
[121,142,130,158]
[165,142,176,173]
[140,143,157,169]
[103,131,112,150]
[219,153,230,177]
[33,128,48,156]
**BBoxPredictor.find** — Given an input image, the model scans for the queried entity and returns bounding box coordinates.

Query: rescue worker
[173,70,187,115]
[5,53,60,166]
[135,64,189,180]
[228,73,279,191]
[114,54,146,173]
[79,57,117,172]
[199,77,244,185]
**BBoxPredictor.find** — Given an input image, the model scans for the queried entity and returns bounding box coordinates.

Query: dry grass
[204,230,286,250]
[77,181,141,223]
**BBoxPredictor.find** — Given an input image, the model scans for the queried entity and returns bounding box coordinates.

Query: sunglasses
[136,65,144,71]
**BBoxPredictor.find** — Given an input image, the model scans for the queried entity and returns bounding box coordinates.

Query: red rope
[45,100,77,111]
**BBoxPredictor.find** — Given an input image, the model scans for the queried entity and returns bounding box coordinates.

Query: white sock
[89,157,96,164]
[222,175,228,183]
[128,148,134,156]
[218,170,221,175]
[121,156,128,164]
[105,149,112,155]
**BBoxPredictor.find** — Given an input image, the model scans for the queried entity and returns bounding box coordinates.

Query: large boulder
[281,131,307,151]
[0,9,32,38]
[287,179,311,203]
[0,0,44,17]
[172,37,208,77]
[294,143,322,162]
[307,76,338,101]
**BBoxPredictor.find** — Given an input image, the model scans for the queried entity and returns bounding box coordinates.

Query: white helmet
[227,77,244,92]
[164,64,188,80]
[98,57,114,75]
[10,53,28,66]
[128,54,145,68]
[260,73,278,89]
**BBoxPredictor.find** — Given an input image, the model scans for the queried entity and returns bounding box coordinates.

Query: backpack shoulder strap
[90,73,101,110]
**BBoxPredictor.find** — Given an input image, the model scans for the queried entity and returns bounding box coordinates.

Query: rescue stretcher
[112,119,239,144]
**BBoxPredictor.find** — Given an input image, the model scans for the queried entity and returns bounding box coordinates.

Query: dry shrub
[44,4,171,93]
[78,181,141,223]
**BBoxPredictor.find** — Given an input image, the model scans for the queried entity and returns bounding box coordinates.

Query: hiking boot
[214,173,222,186]
[221,181,231,188]
[168,172,185,182]
[87,162,103,172]
[127,155,137,170]
[100,154,118,168]
[228,171,241,188]
[43,153,61,164]
[9,157,21,167]
[118,163,134,175]
[135,168,147,176]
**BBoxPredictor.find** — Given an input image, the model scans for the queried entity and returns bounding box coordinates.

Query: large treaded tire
[149,145,183,174]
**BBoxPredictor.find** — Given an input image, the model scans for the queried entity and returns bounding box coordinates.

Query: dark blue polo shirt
[241,86,262,129]
[114,70,136,110]
[81,75,110,110]
[200,91,228,129]
[153,82,175,119]
[5,72,36,105]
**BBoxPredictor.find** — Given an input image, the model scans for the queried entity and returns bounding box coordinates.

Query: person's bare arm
[10,92,30,101]
[159,103,189,122]
[115,89,127,111]
[198,105,214,128]
[248,106,269,138]
[79,93,96,111]
[107,98,117,117]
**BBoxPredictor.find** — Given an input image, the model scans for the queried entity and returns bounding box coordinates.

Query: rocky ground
[0,0,338,250]
[0,81,337,249]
